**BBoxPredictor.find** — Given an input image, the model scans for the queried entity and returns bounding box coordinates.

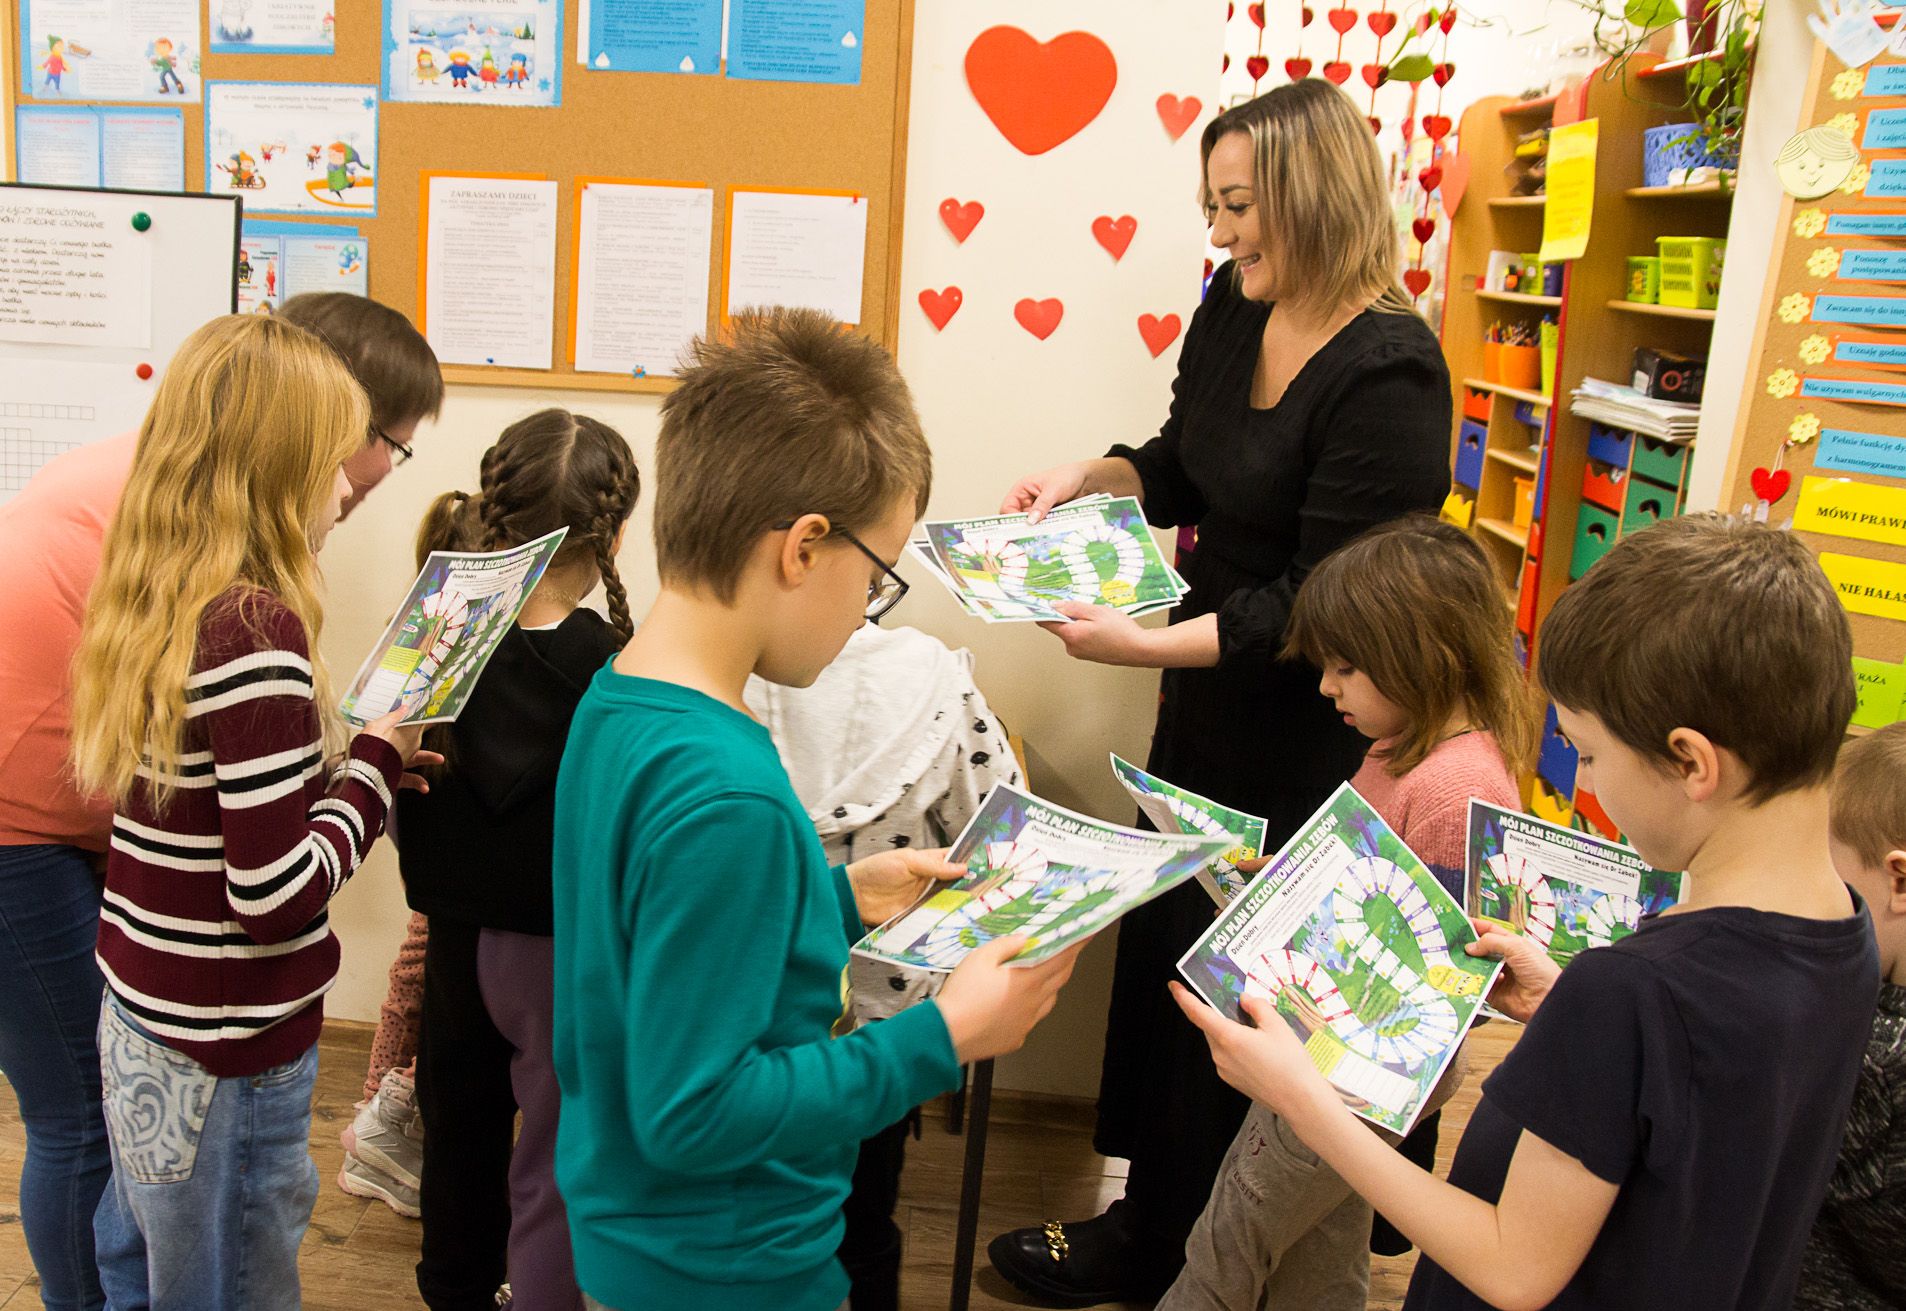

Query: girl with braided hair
[386,408,639,1311]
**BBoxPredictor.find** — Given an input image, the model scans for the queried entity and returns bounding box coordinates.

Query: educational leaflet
[853,783,1234,973]
[19,0,201,104]
[238,222,368,315]
[1110,753,1266,906]
[1177,784,1500,1136]
[205,82,378,217]
[579,0,721,74]
[573,180,713,377]
[340,529,566,726]
[422,174,559,369]
[212,0,335,55]
[921,495,1187,623]
[382,0,564,107]
[727,0,866,85]
[14,107,185,192]
[1465,800,1684,972]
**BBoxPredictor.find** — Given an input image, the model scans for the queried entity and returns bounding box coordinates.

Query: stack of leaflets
[853,783,1234,972]
[340,529,567,726]
[1466,800,1684,977]
[911,495,1188,623]
[1568,378,1700,442]
[1110,754,1267,907]
[1177,784,1500,1135]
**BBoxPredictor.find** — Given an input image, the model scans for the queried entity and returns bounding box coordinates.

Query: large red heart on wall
[966,27,1118,156]
[1093,215,1138,260]
[1138,313,1183,357]
[1014,298,1065,339]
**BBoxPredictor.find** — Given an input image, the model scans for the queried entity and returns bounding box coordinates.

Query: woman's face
[1206,131,1277,301]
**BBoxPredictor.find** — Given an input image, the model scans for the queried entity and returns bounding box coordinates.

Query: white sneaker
[338,1151,421,1219]
[351,1068,424,1189]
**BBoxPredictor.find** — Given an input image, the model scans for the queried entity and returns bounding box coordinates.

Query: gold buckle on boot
[1042,1220,1070,1264]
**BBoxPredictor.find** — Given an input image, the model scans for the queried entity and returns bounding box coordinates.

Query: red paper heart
[1014,297,1064,340]
[1138,313,1183,358]
[1323,60,1351,84]
[1222,53,1230,73]
[1433,61,1455,85]
[1415,11,1434,32]
[1092,214,1138,260]
[1422,113,1452,140]
[938,198,984,244]
[1157,93,1203,141]
[1751,467,1792,504]
[1248,2,1266,27]
[1285,56,1312,79]
[965,27,1118,156]
[1439,151,1471,215]
[1401,115,1415,140]
[1440,6,1458,31]
[1403,268,1433,297]
[1412,216,1436,243]
[1418,164,1443,191]
[918,287,963,331]
[1247,54,1271,80]
[1302,5,1315,24]
[1368,115,1382,134]
[1367,10,1397,36]
[1361,62,1387,88]
[1327,7,1359,33]
[1203,258,1215,280]
[1227,2,1234,16]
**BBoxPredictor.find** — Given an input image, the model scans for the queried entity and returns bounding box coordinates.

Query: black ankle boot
[986,1200,1166,1307]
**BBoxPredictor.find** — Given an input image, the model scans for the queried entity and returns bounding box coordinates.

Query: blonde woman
[70,315,436,1311]
[990,80,1453,1305]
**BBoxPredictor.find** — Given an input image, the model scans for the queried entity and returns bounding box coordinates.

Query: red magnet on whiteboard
[135,363,154,380]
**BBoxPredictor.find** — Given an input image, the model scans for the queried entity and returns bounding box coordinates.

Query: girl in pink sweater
[1160,515,1536,1311]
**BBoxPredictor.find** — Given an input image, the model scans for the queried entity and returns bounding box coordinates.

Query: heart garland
[1401,9,1461,302]
[1745,415,1820,517]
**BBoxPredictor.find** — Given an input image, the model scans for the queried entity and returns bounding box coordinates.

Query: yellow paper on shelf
[1540,119,1599,264]
[1853,657,1906,729]
[1796,476,1906,547]
[1821,552,1906,623]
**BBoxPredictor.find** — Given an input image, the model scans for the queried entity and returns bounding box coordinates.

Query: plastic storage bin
[1626,256,1660,303]
[1581,459,1628,514]
[1642,123,1732,188]
[1454,420,1487,491]
[1623,475,1675,535]
[1539,321,1559,397]
[1633,435,1689,488]
[1570,503,1619,580]
[1657,236,1725,309]
[1500,344,1542,392]
[1512,476,1536,529]
[1588,423,1635,469]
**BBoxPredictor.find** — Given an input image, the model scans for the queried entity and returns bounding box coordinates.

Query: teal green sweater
[552,669,962,1311]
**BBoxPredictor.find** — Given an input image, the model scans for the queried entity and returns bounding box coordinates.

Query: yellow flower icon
[1788,413,1822,445]
[1833,69,1866,101]
[1799,335,1832,365]
[1808,247,1842,278]
[1843,161,1872,195]
[1794,208,1828,239]
[1828,113,1860,141]
[1778,293,1813,324]
[1766,369,1800,399]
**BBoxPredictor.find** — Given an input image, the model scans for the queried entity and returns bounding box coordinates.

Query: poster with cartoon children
[22,0,200,103]
[206,82,378,216]
[212,0,336,56]
[382,0,562,107]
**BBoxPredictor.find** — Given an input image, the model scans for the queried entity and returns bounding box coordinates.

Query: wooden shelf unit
[1605,299,1717,321]
[1478,290,1563,307]
[1488,195,1549,208]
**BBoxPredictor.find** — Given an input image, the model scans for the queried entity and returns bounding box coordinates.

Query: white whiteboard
[0,185,238,503]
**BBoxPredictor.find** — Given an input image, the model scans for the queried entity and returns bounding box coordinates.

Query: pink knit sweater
[1351,730,1518,901]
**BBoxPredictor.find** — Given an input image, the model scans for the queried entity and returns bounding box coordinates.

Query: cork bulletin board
[4,0,917,395]
[1722,34,1906,726]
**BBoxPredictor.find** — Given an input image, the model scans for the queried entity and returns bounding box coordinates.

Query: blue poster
[1866,109,1906,150]
[1814,294,1906,327]
[1869,160,1906,199]
[382,1,563,106]
[727,0,865,85]
[1840,249,1906,281]
[1869,63,1906,96]
[1817,429,1906,480]
[583,0,720,74]
[1836,338,1906,367]
[1828,211,1906,237]
[1801,375,1906,405]
[15,104,184,190]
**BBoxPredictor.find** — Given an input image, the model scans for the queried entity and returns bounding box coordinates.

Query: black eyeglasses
[370,425,415,466]
[772,520,909,622]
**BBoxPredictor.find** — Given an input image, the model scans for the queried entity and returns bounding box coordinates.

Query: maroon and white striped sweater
[96,589,401,1077]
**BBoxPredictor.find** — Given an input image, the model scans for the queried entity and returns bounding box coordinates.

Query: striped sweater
[96,589,401,1077]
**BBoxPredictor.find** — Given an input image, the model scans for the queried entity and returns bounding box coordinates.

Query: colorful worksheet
[15,106,184,191]
[382,0,562,105]
[341,529,567,725]
[853,783,1232,972]
[922,496,1186,623]
[20,0,200,104]
[573,179,712,377]
[1110,754,1266,906]
[1466,800,1681,975]
[212,0,335,54]
[238,221,368,315]
[727,0,865,84]
[205,83,378,217]
[579,0,721,73]
[1178,784,1499,1136]
[422,174,559,369]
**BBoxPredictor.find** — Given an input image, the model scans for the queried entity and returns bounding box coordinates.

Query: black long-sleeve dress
[1095,262,1452,1278]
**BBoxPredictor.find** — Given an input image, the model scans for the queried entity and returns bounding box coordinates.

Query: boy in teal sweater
[552,308,1082,1311]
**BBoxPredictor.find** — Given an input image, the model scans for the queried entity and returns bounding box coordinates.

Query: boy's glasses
[370,424,415,466]
[772,521,909,622]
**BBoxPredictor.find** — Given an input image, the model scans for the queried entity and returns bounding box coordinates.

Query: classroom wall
[319,0,1225,1099]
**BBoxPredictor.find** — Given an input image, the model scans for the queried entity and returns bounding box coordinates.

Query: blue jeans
[0,843,110,1311]
[92,997,320,1311]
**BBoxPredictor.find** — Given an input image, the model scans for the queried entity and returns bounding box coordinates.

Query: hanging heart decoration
[1418,164,1443,192]
[1137,313,1183,357]
[1422,113,1452,140]
[1751,467,1793,504]
[1092,214,1138,260]
[1323,60,1352,83]
[1327,7,1360,33]
[1014,297,1065,340]
[1433,61,1455,85]
[1361,62,1387,88]
[1368,115,1383,133]
[1403,268,1433,297]
[1302,5,1315,23]
[1286,56,1313,79]
[1415,11,1434,33]
[1248,2,1266,26]
[1222,53,1230,72]
[918,287,963,330]
[1367,10,1397,35]
[938,198,984,243]
[1247,54,1271,80]
[1412,216,1436,243]
[1441,6,1458,31]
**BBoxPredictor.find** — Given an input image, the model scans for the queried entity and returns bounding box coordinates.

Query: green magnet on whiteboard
[131,212,152,231]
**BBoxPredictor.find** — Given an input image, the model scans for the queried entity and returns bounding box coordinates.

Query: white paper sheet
[725,188,867,325]
[423,175,558,369]
[574,181,712,376]
[0,196,151,349]
[20,0,201,103]
[211,0,336,54]
[205,82,378,217]
[99,109,186,190]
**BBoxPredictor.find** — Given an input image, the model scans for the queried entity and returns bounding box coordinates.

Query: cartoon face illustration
[326,143,347,166]
[153,38,172,57]
[1775,125,1863,201]
[450,50,471,70]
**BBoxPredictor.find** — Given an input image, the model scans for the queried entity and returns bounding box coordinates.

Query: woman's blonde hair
[1201,80,1412,314]
[1284,516,1538,776]
[72,314,369,807]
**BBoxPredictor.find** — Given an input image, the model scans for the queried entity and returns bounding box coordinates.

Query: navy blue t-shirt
[1404,894,1878,1311]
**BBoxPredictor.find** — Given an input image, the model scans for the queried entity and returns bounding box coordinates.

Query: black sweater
[396,609,619,935]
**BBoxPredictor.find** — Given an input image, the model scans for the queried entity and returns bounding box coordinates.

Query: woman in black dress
[987,80,1454,1306]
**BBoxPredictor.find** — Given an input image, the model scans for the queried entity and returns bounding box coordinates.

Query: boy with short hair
[552,308,1081,1311]
[1172,514,1879,1311]
[1798,722,1906,1310]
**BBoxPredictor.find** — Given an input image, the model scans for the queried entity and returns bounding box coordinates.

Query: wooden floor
[0,1021,1518,1310]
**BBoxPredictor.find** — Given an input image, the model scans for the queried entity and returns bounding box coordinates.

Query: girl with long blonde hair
[71,313,434,1311]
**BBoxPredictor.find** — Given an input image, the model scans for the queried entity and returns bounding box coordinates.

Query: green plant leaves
[1390,53,1436,82]
[1624,0,1682,28]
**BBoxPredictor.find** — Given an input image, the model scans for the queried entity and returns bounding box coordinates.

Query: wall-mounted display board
[1722,35,1906,730]
[4,0,915,394]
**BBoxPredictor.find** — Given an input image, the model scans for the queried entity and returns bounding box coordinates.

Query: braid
[591,469,637,642]
[475,440,525,552]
